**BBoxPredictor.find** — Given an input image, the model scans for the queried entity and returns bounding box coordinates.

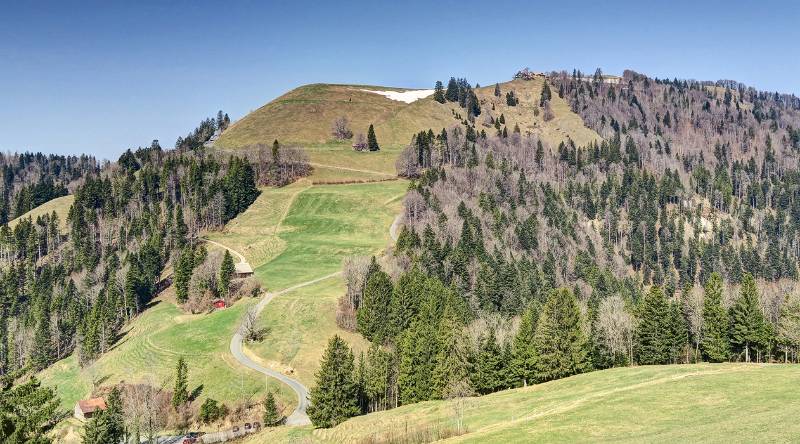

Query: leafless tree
[331,116,353,140]
[595,295,635,364]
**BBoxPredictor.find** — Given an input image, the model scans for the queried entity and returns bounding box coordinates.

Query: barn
[74,397,107,420]
[235,261,254,278]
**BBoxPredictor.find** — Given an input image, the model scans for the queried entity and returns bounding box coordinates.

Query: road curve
[230,271,342,426]
[202,237,247,264]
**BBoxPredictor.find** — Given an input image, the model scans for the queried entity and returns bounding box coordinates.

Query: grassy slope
[39,286,294,413]
[214,79,601,155]
[8,194,74,232]
[209,179,405,388]
[243,363,800,443]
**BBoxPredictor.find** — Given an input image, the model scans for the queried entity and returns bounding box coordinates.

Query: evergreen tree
[30,305,53,371]
[263,391,283,426]
[307,335,360,428]
[174,205,188,248]
[219,250,235,296]
[494,83,501,97]
[533,288,589,382]
[172,357,189,409]
[431,308,471,399]
[83,386,125,444]
[0,373,61,442]
[702,272,730,362]
[511,304,538,386]
[729,273,766,362]
[199,398,227,424]
[367,124,380,151]
[636,286,671,364]
[445,77,459,102]
[434,81,446,104]
[174,248,194,304]
[472,330,506,394]
[540,81,552,106]
[356,270,393,342]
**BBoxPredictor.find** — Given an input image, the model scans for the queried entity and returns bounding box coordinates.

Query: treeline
[311,259,800,428]
[0,152,98,222]
[433,77,481,118]
[175,110,230,152]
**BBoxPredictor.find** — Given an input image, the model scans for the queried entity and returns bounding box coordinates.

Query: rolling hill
[244,363,800,443]
[214,77,601,153]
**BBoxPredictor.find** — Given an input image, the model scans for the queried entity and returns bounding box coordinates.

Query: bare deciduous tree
[331,116,353,140]
[595,295,635,364]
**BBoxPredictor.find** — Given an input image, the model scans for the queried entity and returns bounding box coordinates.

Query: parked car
[181,437,197,444]
[232,426,240,433]
[244,423,252,431]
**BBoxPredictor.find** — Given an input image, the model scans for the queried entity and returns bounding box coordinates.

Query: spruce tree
[511,304,538,386]
[540,81,552,106]
[533,288,589,382]
[472,330,505,394]
[702,272,730,362]
[174,205,188,248]
[636,286,671,365]
[431,308,471,399]
[84,386,125,444]
[307,335,360,427]
[445,77,459,102]
[367,124,380,151]
[31,305,53,371]
[356,270,393,342]
[219,250,235,296]
[434,81,446,104]
[174,248,193,304]
[729,273,766,362]
[263,391,283,426]
[494,83,501,97]
[172,357,189,409]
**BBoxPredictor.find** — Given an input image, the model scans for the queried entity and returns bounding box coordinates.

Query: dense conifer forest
[309,69,800,428]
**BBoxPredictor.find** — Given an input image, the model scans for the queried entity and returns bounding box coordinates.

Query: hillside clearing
[8,194,74,232]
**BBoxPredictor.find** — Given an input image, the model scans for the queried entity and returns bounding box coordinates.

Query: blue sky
[1,0,798,159]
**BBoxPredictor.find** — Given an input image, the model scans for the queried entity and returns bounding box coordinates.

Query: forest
[0,113,312,441]
[307,70,800,428]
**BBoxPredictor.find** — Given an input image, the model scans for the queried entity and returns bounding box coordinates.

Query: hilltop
[214,77,600,152]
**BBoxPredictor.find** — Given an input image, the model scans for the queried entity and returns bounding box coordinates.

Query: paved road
[230,271,342,426]
[225,205,400,427]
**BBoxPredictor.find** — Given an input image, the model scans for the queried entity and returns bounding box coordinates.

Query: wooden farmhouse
[74,397,106,420]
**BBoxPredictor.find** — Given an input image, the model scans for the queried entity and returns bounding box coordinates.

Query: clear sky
[1,0,798,159]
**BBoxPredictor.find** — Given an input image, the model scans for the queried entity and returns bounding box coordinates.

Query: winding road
[223,211,403,427]
[229,271,342,426]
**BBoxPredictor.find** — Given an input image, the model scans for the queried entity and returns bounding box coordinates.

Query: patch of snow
[359,88,435,103]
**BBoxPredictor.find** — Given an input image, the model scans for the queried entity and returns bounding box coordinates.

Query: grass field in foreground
[8,194,74,232]
[243,363,800,443]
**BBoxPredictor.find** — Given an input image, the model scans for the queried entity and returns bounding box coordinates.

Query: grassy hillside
[38,287,293,413]
[214,78,601,155]
[41,178,406,440]
[8,194,73,232]
[243,363,800,443]
[210,180,406,386]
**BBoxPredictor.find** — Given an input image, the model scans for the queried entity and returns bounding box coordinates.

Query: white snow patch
[359,89,435,103]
